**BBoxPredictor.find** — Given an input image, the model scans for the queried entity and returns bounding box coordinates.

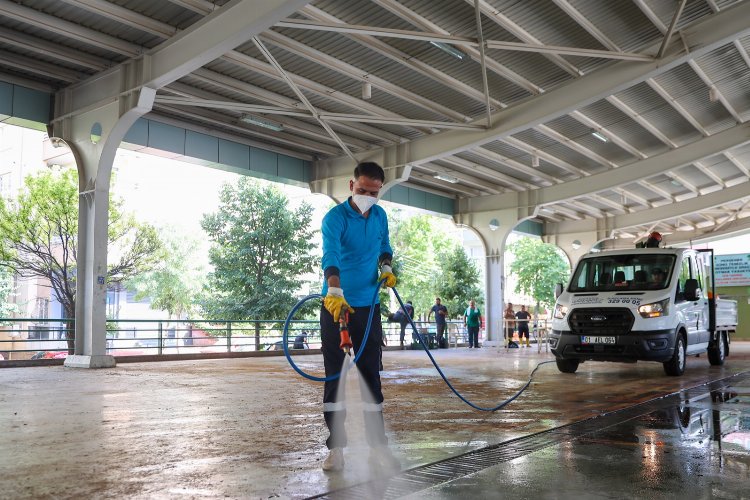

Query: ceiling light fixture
[240,115,284,132]
[591,131,609,143]
[434,173,459,183]
[709,86,719,102]
[429,41,466,60]
[531,155,540,168]
[362,81,372,100]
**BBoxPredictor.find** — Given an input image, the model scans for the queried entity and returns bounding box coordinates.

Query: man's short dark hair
[354,162,385,182]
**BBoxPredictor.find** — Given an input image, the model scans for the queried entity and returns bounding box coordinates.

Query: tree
[436,245,483,318]
[126,226,206,320]
[200,178,317,350]
[0,267,19,323]
[507,237,570,314]
[387,212,457,316]
[0,167,162,351]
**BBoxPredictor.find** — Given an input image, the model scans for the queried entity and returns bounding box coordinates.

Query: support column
[454,209,519,343]
[52,65,156,368]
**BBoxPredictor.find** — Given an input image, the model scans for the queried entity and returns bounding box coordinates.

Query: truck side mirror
[554,283,563,299]
[684,278,702,301]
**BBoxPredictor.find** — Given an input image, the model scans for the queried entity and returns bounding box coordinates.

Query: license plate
[581,336,616,344]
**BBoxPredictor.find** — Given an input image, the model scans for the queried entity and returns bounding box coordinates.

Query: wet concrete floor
[2,342,750,499]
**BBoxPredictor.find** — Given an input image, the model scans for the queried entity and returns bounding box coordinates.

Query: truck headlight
[638,299,670,318]
[554,304,569,319]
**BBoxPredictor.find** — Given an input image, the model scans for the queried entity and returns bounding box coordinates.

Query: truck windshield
[569,254,676,292]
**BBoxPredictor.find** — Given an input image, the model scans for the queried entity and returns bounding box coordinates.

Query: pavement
[1,341,750,499]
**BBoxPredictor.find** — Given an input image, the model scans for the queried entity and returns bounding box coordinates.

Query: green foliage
[0,167,162,325]
[126,226,206,319]
[436,245,483,317]
[386,211,458,317]
[200,178,317,323]
[0,267,19,322]
[508,237,570,310]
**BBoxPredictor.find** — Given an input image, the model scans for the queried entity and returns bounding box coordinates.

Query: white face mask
[352,194,378,213]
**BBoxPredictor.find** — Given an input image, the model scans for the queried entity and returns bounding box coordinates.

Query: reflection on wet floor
[3,346,750,498]
[324,373,750,499]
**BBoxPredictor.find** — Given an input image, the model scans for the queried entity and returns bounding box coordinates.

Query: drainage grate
[309,372,749,500]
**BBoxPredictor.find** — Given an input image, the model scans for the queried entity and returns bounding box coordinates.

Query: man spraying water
[319,162,400,473]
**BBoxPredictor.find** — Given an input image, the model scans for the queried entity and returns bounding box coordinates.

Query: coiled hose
[282,281,554,411]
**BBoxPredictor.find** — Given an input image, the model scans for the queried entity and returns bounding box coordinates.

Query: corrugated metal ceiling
[0,0,747,245]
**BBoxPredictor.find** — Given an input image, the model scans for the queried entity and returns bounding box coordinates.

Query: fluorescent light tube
[240,115,284,132]
[434,173,459,183]
[591,131,609,142]
[429,41,465,60]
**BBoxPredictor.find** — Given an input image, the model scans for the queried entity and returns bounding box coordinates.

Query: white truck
[550,248,738,376]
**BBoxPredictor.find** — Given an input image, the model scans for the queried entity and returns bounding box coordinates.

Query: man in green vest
[464,300,482,348]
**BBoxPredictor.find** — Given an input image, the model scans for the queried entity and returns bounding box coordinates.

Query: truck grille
[568,308,634,336]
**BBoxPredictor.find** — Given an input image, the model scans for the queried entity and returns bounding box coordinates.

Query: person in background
[428,297,449,348]
[504,302,516,347]
[389,300,415,349]
[293,331,309,350]
[463,300,482,348]
[319,161,400,474]
[515,305,532,348]
[649,268,666,288]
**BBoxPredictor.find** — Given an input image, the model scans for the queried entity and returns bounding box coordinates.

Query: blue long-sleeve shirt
[321,198,392,307]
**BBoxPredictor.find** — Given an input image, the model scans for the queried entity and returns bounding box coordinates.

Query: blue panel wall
[515,219,543,236]
[0,82,12,118]
[123,117,148,145]
[0,82,50,131]
[251,146,277,177]
[148,121,185,154]
[218,139,250,171]
[381,184,454,216]
[185,131,218,163]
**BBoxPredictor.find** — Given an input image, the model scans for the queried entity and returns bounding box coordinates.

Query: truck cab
[549,247,735,376]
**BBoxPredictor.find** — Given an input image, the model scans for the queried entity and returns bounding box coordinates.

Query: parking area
[2,343,750,498]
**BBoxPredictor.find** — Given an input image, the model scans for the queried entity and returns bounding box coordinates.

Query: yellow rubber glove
[323,287,354,322]
[378,264,397,288]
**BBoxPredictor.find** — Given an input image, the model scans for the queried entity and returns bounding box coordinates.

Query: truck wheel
[556,358,580,373]
[707,331,726,366]
[663,334,686,376]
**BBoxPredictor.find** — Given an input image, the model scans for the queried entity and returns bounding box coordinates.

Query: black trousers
[321,304,387,450]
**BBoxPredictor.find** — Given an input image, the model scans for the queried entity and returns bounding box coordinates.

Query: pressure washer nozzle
[339,309,353,355]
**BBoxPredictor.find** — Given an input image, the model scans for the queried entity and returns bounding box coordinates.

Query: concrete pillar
[50,65,156,368]
[455,209,520,343]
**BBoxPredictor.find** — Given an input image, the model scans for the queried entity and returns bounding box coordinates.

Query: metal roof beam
[467,0,579,76]
[548,181,750,235]
[318,0,750,172]
[0,0,141,56]
[298,5,505,110]
[144,0,310,90]
[484,40,653,62]
[187,69,406,144]
[371,0,542,94]
[460,124,750,212]
[259,30,472,123]
[439,156,530,191]
[60,0,177,38]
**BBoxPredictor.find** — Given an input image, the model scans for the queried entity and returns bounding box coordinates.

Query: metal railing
[0,317,475,361]
[501,317,551,352]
